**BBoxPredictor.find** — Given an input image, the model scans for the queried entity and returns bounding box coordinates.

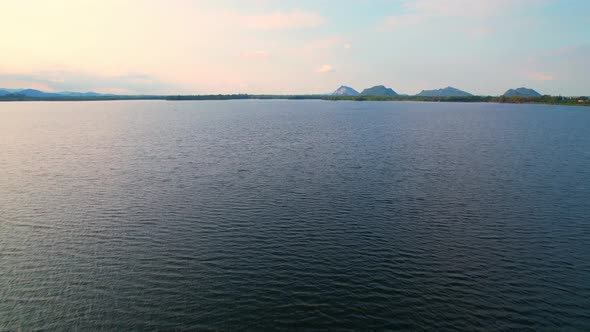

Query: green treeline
[0,94,324,101]
[323,95,589,106]
[166,94,325,100]
[1,93,588,106]
[0,94,165,101]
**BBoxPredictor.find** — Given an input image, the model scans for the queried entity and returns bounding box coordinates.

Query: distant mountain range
[1,86,547,99]
[331,85,545,97]
[333,85,473,97]
[0,88,107,97]
[503,88,542,97]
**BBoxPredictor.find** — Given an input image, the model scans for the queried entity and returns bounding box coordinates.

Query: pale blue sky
[1,0,588,95]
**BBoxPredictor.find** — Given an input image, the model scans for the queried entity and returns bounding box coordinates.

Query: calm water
[1,100,589,331]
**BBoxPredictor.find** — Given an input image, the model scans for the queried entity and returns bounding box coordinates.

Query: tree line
[1,93,588,106]
[323,95,589,106]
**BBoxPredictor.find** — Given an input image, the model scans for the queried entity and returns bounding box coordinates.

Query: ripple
[1,100,590,331]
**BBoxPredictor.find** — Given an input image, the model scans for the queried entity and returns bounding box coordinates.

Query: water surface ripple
[1,100,589,331]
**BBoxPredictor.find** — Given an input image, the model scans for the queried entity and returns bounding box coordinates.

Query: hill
[0,88,105,98]
[416,86,473,97]
[504,88,541,97]
[18,89,56,97]
[332,86,360,96]
[360,85,399,97]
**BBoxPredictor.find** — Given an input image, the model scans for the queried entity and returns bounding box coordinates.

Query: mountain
[332,86,360,96]
[58,91,106,97]
[0,88,105,97]
[416,86,473,97]
[0,88,23,95]
[0,88,31,96]
[18,89,57,97]
[503,87,541,97]
[0,88,60,97]
[360,85,399,97]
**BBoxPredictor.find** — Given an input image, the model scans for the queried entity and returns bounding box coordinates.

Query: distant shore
[0,94,588,107]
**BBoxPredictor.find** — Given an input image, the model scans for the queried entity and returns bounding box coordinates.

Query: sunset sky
[1,0,589,95]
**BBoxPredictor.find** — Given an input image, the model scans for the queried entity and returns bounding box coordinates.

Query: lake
[1,100,589,331]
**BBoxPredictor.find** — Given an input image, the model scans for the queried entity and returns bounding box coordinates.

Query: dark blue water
[1,100,589,331]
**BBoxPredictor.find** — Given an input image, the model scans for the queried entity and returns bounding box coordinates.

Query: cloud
[241,10,326,30]
[528,72,554,81]
[316,65,334,73]
[344,43,352,49]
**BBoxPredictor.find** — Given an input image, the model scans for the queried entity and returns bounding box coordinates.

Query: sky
[1,0,589,96]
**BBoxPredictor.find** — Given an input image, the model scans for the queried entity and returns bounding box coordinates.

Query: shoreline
[0,95,588,107]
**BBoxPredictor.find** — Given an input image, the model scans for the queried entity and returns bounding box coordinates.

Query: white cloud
[316,65,334,73]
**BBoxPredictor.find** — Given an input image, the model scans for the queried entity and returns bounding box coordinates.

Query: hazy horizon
[2,0,589,96]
